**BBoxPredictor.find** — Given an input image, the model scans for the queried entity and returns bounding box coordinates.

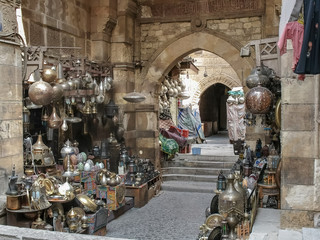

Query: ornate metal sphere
[245,85,273,114]
[28,79,54,106]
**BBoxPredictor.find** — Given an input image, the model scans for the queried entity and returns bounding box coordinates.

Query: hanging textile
[178,107,205,141]
[295,0,320,75]
[278,21,304,71]
[226,103,246,142]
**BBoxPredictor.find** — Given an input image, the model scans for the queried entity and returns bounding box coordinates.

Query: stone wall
[21,0,91,57]
[0,1,23,194]
[280,42,320,229]
[140,16,262,63]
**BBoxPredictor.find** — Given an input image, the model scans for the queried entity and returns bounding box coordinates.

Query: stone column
[280,41,320,229]
[91,0,117,61]
[0,1,23,194]
[111,0,160,168]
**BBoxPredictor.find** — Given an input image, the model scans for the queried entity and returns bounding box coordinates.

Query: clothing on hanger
[295,0,320,75]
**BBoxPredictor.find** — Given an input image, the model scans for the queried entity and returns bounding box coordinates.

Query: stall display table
[125,174,161,208]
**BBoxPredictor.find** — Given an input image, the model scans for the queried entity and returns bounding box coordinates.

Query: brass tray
[275,98,281,129]
[76,194,97,212]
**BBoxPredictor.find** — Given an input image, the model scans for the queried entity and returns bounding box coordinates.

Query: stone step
[161,180,217,194]
[162,173,218,182]
[162,159,235,169]
[162,167,228,176]
[175,154,237,162]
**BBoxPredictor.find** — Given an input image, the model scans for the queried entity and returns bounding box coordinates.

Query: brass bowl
[76,194,98,213]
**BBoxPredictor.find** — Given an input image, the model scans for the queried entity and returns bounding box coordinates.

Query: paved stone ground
[106,190,213,240]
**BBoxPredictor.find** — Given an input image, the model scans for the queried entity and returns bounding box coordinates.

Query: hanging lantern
[48,105,63,129]
[245,67,269,89]
[105,99,118,118]
[245,84,273,114]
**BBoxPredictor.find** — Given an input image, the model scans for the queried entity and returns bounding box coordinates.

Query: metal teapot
[60,139,75,158]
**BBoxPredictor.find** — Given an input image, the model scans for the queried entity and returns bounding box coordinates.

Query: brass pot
[28,79,54,106]
[48,105,62,129]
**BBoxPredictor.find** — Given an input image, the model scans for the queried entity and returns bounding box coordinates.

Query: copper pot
[28,79,54,106]
[7,195,21,210]
[48,105,62,129]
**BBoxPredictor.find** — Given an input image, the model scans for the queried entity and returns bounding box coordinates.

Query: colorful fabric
[160,127,187,147]
[278,21,304,71]
[178,107,205,140]
[159,133,179,158]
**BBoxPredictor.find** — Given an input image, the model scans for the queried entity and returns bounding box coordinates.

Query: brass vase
[48,106,62,129]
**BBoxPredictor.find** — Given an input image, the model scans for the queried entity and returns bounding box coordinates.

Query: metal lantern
[217,170,226,191]
[245,67,269,89]
[105,99,118,118]
[245,84,273,114]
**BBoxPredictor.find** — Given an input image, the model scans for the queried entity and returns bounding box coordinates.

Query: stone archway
[188,75,241,106]
[139,30,254,96]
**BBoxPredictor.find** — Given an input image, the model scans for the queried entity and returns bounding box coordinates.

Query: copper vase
[48,106,62,129]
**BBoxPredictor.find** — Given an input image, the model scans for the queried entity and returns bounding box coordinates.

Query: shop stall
[5,47,161,235]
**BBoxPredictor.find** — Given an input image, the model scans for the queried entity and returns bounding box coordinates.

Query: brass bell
[48,105,63,129]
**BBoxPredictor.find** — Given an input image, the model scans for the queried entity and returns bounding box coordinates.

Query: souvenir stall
[6,47,161,235]
[197,65,281,240]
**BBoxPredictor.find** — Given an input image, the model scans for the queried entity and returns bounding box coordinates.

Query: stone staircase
[161,150,237,193]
